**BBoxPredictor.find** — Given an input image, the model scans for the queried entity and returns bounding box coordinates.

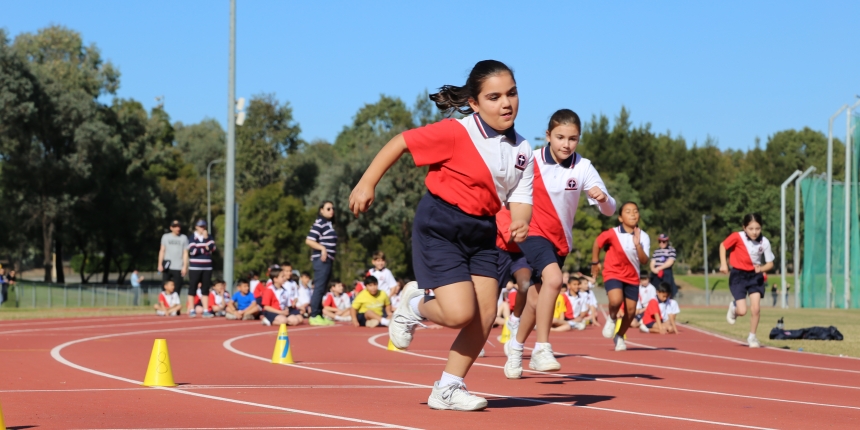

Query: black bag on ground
[769,326,843,341]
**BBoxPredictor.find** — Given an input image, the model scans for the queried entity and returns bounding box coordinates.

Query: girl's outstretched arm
[349,134,408,216]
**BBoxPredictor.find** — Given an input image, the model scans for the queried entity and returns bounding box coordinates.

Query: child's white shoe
[614,334,627,351]
[427,381,487,411]
[602,318,616,338]
[639,324,650,333]
[529,344,561,372]
[727,302,737,325]
[747,334,761,348]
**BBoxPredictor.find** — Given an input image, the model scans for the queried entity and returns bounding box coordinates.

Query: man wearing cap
[158,220,189,296]
[650,233,678,298]
[189,219,217,318]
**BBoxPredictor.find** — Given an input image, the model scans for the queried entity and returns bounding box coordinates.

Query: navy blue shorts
[518,236,565,284]
[605,279,639,302]
[645,321,655,329]
[412,193,497,289]
[496,249,532,287]
[729,268,766,301]
[262,310,279,323]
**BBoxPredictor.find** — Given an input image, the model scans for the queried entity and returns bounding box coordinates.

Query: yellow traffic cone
[387,338,405,352]
[0,398,6,430]
[143,339,176,387]
[613,317,627,340]
[272,324,294,364]
[498,317,511,343]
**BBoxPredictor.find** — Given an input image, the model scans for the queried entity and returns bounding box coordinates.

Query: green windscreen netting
[800,115,860,308]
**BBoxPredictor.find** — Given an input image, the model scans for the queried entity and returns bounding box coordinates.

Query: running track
[1,314,859,429]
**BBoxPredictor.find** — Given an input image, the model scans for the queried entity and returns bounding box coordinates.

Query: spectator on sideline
[155,280,181,316]
[296,274,312,317]
[631,271,657,329]
[130,269,144,306]
[322,280,352,322]
[208,280,231,316]
[305,201,337,326]
[771,284,778,307]
[260,265,304,327]
[389,279,404,311]
[650,233,678,297]
[350,276,391,328]
[158,220,189,296]
[248,270,261,296]
[0,267,6,305]
[227,278,260,320]
[367,251,397,296]
[550,284,579,332]
[299,271,313,292]
[188,219,216,318]
[639,282,680,334]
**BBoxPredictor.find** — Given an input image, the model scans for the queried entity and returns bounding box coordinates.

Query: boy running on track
[720,213,774,348]
[503,109,616,378]
[592,201,650,351]
[349,60,533,411]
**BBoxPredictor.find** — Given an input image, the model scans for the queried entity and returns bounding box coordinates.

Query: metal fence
[2,282,179,309]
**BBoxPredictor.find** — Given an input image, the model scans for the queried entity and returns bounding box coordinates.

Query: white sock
[534,342,550,352]
[439,371,464,387]
[509,315,520,324]
[409,295,424,317]
[380,317,390,327]
[748,332,756,339]
[509,338,524,350]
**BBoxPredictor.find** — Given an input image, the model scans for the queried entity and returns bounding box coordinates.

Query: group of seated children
[551,274,600,332]
[631,270,680,334]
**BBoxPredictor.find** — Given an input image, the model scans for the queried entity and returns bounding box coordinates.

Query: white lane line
[623,339,860,375]
[370,333,860,412]
[50,325,421,430]
[70,427,388,430]
[225,332,774,429]
[0,318,191,335]
[0,385,423,393]
[0,314,156,327]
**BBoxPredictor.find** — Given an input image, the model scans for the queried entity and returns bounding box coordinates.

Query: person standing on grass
[350,60,533,411]
[650,233,678,298]
[130,269,144,306]
[306,201,337,327]
[188,219,216,318]
[721,213,774,348]
[158,220,189,296]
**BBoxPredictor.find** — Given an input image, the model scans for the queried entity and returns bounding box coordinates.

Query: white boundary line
[69,427,388,430]
[1,385,422,393]
[224,331,775,429]
[0,314,156,327]
[49,324,421,430]
[369,333,860,412]
[0,318,191,335]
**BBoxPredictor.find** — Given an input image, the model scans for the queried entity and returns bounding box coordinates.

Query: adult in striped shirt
[305,201,337,327]
[188,219,216,318]
[649,233,678,298]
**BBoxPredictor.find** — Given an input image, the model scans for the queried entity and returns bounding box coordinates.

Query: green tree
[236,94,302,194]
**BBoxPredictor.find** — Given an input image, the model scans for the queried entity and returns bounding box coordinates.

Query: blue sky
[4,0,860,149]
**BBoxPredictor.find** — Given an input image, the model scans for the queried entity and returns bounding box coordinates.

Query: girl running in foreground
[348,60,534,411]
[720,213,774,348]
[592,201,650,351]
[503,109,616,378]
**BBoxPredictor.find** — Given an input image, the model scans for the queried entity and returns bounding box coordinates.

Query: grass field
[681,307,859,358]
[676,274,730,291]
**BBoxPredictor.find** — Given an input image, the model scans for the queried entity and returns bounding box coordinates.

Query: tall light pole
[827,105,848,308]
[702,214,712,306]
[224,0,237,287]
[207,158,224,231]
[794,166,816,308]
[780,170,802,308]
[845,101,860,309]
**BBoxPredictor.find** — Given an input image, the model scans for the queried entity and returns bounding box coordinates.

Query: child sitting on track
[367,251,397,296]
[350,276,392,328]
[323,280,353,322]
[631,271,657,330]
[208,280,231,316]
[550,284,581,332]
[638,282,680,334]
[227,278,260,320]
[155,280,181,316]
[260,265,304,327]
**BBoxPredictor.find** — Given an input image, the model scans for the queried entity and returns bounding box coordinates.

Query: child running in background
[592,201,650,351]
[721,213,774,348]
[260,265,304,327]
[323,280,353,322]
[639,282,680,334]
[227,278,260,320]
[504,109,615,378]
[350,276,392,328]
[367,251,397,296]
[350,60,533,411]
[631,271,657,330]
[155,280,181,316]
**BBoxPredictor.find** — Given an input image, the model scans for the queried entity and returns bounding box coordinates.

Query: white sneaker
[727,302,737,325]
[261,317,272,326]
[614,335,627,351]
[188,310,197,318]
[503,338,514,357]
[225,313,238,320]
[602,318,616,338]
[529,345,561,372]
[574,321,586,331]
[427,382,487,411]
[748,334,761,348]
[639,324,649,333]
[504,344,523,379]
[156,310,166,316]
[478,348,485,358]
[334,315,352,322]
[507,318,520,338]
[388,282,426,349]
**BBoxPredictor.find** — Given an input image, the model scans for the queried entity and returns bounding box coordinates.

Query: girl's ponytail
[429,60,515,116]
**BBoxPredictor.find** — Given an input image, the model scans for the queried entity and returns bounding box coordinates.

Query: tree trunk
[55,221,65,284]
[102,240,113,284]
[80,251,91,283]
[42,216,54,283]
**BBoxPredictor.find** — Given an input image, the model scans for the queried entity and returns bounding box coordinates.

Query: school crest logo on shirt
[566,178,578,190]
[515,153,527,171]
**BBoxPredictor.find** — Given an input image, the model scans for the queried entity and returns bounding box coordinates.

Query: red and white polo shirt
[403,113,534,216]
[495,206,522,253]
[596,226,651,285]
[722,231,774,271]
[159,291,180,307]
[529,147,616,256]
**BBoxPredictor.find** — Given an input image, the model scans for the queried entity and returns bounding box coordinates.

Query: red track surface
[1,314,859,429]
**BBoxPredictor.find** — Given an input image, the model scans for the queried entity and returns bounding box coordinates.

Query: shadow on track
[488,393,615,408]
